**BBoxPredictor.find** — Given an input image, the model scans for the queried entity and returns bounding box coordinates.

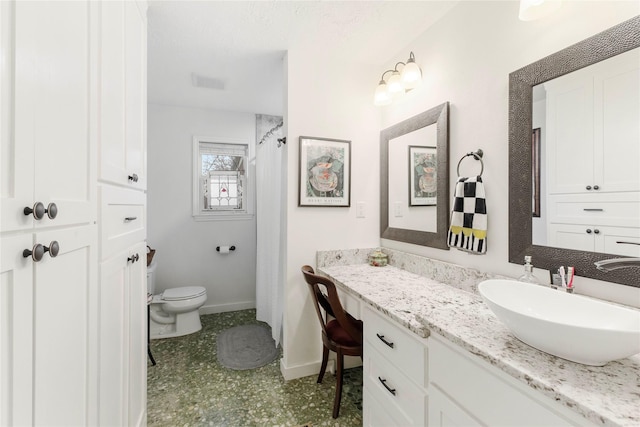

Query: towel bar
[456,149,484,176]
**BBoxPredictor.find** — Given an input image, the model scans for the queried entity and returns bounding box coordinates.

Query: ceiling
[147,1,458,115]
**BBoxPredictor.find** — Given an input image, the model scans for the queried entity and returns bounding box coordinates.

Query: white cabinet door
[0,234,34,426]
[545,71,594,195]
[1,226,97,425]
[594,48,640,193]
[32,225,97,426]
[127,241,147,427]
[99,1,147,190]
[548,223,597,252]
[99,250,130,427]
[428,386,482,427]
[1,1,95,233]
[99,241,147,427]
[1,0,35,233]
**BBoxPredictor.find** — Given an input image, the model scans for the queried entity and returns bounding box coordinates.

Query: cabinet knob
[127,253,140,263]
[23,244,45,262]
[24,202,46,219]
[594,229,600,234]
[44,241,60,258]
[45,202,58,219]
[586,229,592,234]
[593,185,600,190]
[128,173,139,183]
[586,185,592,190]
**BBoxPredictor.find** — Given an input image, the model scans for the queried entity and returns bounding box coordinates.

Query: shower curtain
[255,114,285,347]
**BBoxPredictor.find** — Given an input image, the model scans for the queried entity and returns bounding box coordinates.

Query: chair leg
[317,345,329,384]
[332,350,344,419]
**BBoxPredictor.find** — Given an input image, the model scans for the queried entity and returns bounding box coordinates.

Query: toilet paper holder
[216,245,236,252]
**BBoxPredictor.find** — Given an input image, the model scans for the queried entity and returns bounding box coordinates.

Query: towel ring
[456,149,484,177]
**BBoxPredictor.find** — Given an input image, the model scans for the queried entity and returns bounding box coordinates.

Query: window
[193,137,253,220]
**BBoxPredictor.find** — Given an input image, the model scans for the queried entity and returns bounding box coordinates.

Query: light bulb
[401,61,422,90]
[387,71,404,96]
[374,81,391,106]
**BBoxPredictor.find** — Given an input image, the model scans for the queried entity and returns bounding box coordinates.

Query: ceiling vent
[191,73,225,90]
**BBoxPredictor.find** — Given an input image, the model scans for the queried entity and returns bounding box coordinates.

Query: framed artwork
[532,128,541,217]
[409,145,437,206]
[299,136,351,207]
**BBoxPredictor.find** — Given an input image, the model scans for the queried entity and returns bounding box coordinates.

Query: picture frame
[532,128,541,217]
[408,145,437,206]
[299,136,351,207]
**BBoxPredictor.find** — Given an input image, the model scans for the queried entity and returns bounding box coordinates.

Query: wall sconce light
[519,0,562,21]
[374,52,422,106]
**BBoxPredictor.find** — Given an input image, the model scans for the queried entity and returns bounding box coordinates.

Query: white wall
[282,51,381,378]
[281,1,640,379]
[380,2,640,305]
[147,103,257,313]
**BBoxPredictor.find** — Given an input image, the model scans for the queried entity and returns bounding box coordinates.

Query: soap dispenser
[518,255,540,284]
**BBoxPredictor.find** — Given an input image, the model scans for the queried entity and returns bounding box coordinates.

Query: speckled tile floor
[147,309,363,426]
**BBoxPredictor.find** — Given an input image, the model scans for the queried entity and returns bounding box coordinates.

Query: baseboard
[199,300,256,315]
[279,356,361,381]
[280,359,328,381]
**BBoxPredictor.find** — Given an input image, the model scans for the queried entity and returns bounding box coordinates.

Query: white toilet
[147,259,207,339]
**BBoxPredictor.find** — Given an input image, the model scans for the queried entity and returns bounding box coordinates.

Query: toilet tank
[147,259,157,294]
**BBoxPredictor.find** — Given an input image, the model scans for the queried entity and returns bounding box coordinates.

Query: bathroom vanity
[317,249,640,427]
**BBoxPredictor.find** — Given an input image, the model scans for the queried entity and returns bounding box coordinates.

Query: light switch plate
[356,201,365,218]
[394,201,403,217]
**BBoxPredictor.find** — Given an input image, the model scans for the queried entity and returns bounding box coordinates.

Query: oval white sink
[478,279,640,366]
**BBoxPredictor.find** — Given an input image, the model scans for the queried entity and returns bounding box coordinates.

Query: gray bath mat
[217,324,278,370]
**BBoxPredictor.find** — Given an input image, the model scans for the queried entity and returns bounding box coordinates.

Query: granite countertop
[319,263,640,427]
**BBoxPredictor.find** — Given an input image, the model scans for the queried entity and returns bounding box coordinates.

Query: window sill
[192,212,255,222]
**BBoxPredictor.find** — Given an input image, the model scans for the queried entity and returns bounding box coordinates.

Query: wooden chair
[301,265,363,418]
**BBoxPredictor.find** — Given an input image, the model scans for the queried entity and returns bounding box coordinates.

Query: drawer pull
[583,208,603,212]
[378,377,396,396]
[616,241,640,246]
[376,333,394,348]
[124,216,138,222]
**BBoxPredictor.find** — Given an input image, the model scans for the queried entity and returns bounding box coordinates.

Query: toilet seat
[161,286,206,301]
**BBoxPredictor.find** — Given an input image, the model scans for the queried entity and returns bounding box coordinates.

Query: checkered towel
[448,176,487,254]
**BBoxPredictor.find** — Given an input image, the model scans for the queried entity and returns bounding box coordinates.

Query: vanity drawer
[99,185,146,260]
[362,305,427,387]
[364,345,426,426]
[548,196,640,227]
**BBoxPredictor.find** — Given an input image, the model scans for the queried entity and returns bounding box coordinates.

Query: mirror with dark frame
[381,102,450,249]
[509,16,640,287]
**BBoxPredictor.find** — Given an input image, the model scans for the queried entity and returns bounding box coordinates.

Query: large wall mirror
[509,16,639,287]
[381,102,449,249]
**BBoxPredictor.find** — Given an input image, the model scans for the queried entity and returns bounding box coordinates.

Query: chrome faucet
[594,258,640,272]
